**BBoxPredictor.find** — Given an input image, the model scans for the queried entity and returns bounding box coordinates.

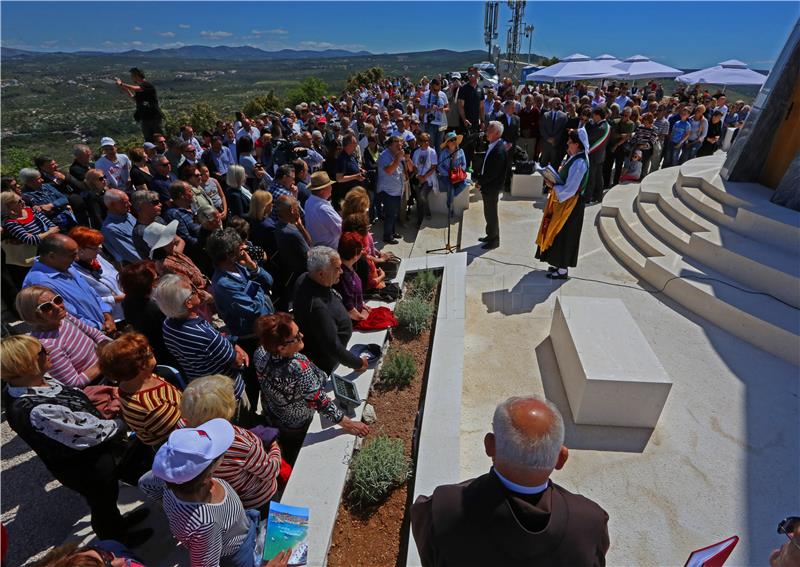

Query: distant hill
[1,45,376,61]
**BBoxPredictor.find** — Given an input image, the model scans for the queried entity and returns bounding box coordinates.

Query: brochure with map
[263,502,309,566]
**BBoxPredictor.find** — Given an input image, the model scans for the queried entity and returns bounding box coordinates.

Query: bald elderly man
[411,395,609,566]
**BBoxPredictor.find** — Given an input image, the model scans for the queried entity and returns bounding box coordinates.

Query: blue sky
[2,1,797,69]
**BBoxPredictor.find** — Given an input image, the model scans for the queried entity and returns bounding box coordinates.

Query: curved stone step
[636,195,800,308]
[599,208,800,365]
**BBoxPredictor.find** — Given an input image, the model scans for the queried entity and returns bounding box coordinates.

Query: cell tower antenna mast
[505,0,526,74]
[484,2,499,65]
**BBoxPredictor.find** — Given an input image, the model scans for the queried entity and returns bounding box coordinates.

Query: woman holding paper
[535,129,590,280]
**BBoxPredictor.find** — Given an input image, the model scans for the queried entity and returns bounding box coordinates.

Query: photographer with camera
[377,136,413,245]
[420,78,449,154]
[334,133,366,210]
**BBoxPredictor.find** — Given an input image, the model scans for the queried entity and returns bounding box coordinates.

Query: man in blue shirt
[200,135,234,184]
[669,108,692,167]
[23,234,115,332]
[150,157,177,205]
[101,189,141,264]
[377,136,411,244]
[19,168,75,230]
[164,181,201,254]
[305,171,342,249]
[335,133,365,208]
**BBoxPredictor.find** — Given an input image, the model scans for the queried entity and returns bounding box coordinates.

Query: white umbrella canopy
[612,54,683,79]
[675,59,767,86]
[583,54,626,78]
[527,53,613,82]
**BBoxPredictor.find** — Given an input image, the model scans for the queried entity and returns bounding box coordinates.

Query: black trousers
[612,145,628,187]
[586,160,605,203]
[56,452,125,540]
[140,118,164,143]
[458,124,481,170]
[481,188,500,243]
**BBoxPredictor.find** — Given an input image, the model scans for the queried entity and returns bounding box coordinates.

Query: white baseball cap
[143,220,178,258]
[100,137,116,148]
[152,418,235,484]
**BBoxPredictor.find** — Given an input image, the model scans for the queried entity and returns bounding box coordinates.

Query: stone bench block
[511,172,543,198]
[550,296,672,428]
[429,184,471,216]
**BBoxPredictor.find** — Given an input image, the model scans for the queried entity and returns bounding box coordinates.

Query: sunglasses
[149,199,161,206]
[36,294,64,313]
[778,517,800,552]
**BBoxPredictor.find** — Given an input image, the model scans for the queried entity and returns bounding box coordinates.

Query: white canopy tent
[611,54,683,79]
[526,53,612,82]
[675,59,767,87]
[586,54,625,78]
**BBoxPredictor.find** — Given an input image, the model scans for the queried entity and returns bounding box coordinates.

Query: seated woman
[341,211,387,291]
[119,261,177,368]
[138,419,260,567]
[244,190,276,258]
[146,219,214,322]
[97,332,183,447]
[336,232,371,321]
[69,226,125,321]
[228,215,269,272]
[180,374,282,513]
[254,313,369,465]
[225,164,252,218]
[152,274,249,410]
[17,285,110,388]
[198,163,228,220]
[0,190,59,287]
[1,335,151,547]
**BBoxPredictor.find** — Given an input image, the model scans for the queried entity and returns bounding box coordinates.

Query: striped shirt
[31,314,111,388]
[162,316,245,399]
[119,378,183,446]
[1,208,55,245]
[138,474,250,567]
[215,426,281,511]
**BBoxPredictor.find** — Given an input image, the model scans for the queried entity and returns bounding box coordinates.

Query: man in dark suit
[500,100,520,191]
[539,98,568,169]
[411,395,610,567]
[473,120,507,250]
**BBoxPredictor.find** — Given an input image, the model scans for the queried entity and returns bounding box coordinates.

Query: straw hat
[309,171,336,191]
[441,131,463,149]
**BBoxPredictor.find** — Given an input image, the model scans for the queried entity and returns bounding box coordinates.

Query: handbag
[449,164,467,184]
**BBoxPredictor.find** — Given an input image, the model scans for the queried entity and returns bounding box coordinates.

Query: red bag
[449,166,467,184]
[354,306,398,331]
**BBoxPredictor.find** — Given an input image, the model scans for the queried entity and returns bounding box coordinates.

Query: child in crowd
[620,150,643,183]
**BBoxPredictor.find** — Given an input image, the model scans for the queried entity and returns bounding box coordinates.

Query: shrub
[285,77,329,109]
[410,270,439,300]
[379,350,416,388]
[348,436,409,509]
[1,147,36,177]
[395,296,433,335]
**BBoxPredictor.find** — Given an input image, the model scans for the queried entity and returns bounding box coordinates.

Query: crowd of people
[0,65,770,567]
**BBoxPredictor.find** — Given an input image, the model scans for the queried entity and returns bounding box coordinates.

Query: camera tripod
[426,186,458,255]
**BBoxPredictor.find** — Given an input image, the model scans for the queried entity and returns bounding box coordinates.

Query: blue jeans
[221,509,261,567]
[424,123,444,155]
[381,194,401,239]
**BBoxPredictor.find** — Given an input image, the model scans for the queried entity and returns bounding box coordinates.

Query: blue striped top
[162,316,244,399]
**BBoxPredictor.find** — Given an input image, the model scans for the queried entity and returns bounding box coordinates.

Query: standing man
[473,121,507,250]
[500,100,520,192]
[457,70,485,170]
[115,67,162,142]
[201,135,234,184]
[411,395,609,566]
[420,78,449,153]
[539,99,568,169]
[377,136,412,245]
[585,107,611,204]
[335,133,366,208]
[518,95,540,161]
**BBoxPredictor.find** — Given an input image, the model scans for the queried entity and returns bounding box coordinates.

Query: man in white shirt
[411,133,438,225]
[95,137,132,191]
[420,78,449,154]
[179,125,204,155]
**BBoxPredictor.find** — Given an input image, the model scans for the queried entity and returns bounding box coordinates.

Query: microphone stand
[427,185,458,255]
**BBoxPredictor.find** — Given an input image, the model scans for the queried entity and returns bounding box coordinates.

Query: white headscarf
[577,127,590,162]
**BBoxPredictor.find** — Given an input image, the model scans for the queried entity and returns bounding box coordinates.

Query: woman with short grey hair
[154,274,252,413]
[224,164,251,217]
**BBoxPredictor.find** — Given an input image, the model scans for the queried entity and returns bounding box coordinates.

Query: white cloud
[251,28,288,36]
[157,31,176,38]
[200,30,233,39]
[132,26,143,32]
[297,40,365,51]
[131,41,144,46]
[178,24,191,29]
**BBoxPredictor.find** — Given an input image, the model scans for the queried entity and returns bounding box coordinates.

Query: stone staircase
[597,155,800,365]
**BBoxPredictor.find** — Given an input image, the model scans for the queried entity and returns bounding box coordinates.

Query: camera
[402,143,412,155]
[426,112,436,124]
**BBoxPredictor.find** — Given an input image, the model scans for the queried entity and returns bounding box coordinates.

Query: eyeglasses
[36,294,64,313]
[149,199,161,206]
[778,517,800,552]
[283,331,303,346]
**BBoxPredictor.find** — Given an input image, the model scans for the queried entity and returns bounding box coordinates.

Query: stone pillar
[722,21,800,184]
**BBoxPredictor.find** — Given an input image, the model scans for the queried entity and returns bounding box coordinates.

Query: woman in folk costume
[535,128,590,280]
